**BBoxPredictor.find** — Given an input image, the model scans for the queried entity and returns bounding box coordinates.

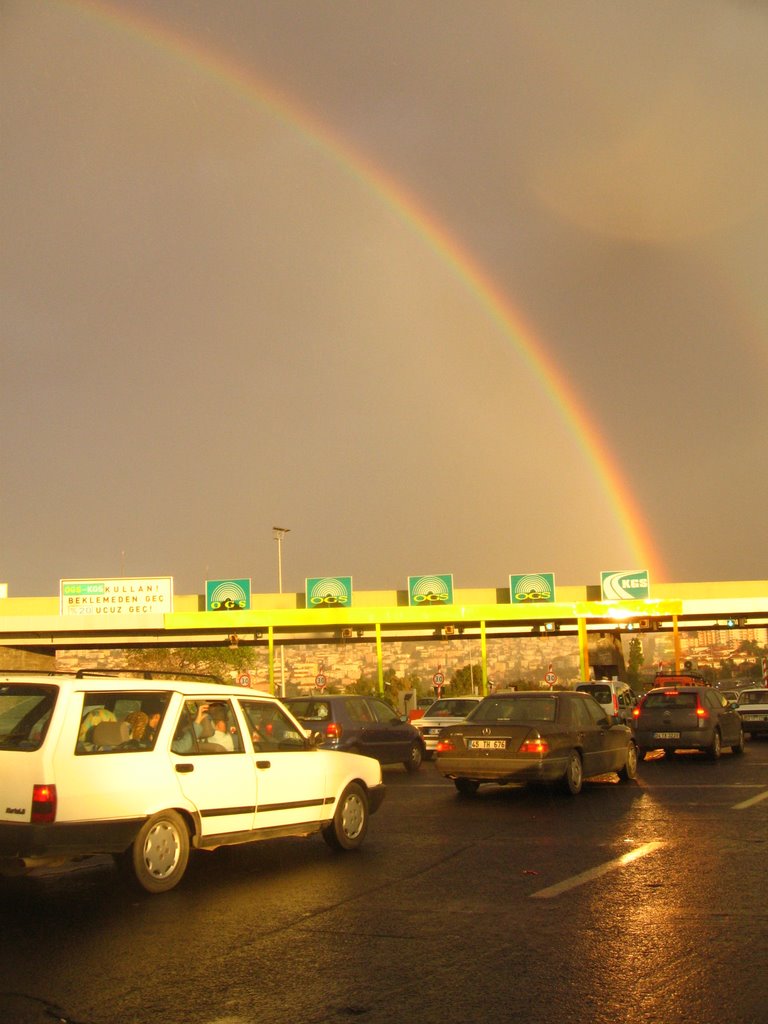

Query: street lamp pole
[273,527,290,697]
[273,526,290,593]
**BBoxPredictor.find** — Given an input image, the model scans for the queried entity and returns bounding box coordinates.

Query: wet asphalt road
[1,741,767,1024]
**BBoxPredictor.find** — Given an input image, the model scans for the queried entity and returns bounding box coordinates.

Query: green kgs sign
[509,573,555,603]
[205,579,251,611]
[306,576,353,607]
[408,574,454,606]
[601,570,650,600]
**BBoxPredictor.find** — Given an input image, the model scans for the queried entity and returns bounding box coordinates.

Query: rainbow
[59,0,664,580]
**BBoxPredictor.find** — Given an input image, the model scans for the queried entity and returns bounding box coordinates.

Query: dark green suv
[632,685,744,760]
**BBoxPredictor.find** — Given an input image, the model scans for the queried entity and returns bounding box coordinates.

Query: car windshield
[425,699,477,717]
[471,696,557,723]
[643,691,698,709]
[576,685,611,702]
[739,691,768,705]
[0,684,58,751]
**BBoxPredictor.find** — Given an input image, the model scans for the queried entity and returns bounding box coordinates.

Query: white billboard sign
[60,577,174,616]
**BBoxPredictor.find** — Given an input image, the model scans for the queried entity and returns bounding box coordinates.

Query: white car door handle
[175,764,194,773]
[256,760,271,769]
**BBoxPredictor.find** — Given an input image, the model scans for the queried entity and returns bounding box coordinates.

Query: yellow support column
[376,622,384,695]
[480,620,488,695]
[578,618,589,681]
[673,615,681,672]
[268,626,275,695]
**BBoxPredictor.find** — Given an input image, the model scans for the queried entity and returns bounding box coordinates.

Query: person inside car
[77,706,117,749]
[171,702,213,753]
[208,704,235,751]
[129,700,163,747]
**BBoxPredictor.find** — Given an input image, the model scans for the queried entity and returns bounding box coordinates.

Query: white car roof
[0,673,272,700]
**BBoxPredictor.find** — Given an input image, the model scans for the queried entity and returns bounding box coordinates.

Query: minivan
[575,681,637,726]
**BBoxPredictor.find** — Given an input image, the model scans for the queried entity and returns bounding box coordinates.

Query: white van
[0,671,385,893]
[575,681,637,726]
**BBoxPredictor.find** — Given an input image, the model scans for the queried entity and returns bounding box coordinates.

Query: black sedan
[434,690,638,796]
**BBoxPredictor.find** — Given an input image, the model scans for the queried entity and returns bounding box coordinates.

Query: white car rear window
[0,683,58,751]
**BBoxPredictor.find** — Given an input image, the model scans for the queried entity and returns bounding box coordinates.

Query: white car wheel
[127,810,190,894]
[323,783,369,851]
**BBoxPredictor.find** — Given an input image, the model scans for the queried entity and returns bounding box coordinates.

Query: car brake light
[32,784,57,824]
[325,721,343,740]
[612,694,619,715]
[518,737,549,754]
[435,739,455,753]
[632,706,641,719]
[696,704,709,720]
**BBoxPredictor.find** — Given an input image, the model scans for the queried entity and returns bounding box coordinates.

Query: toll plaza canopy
[1,579,767,693]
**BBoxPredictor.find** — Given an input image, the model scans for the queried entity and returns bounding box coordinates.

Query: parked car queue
[1,671,763,896]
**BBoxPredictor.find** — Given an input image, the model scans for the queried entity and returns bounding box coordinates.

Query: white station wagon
[0,672,385,893]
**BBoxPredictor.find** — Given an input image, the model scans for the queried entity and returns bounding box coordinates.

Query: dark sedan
[283,694,425,771]
[434,690,638,796]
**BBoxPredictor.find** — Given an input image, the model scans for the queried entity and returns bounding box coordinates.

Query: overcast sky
[2,0,767,598]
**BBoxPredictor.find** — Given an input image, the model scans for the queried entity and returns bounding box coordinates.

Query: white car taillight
[31,784,57,824]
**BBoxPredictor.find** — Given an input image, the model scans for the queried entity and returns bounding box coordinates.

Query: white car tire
[323,783,369,851]
[125,810,191,894]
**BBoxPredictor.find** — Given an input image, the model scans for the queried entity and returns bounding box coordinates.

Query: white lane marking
[529,841,664,899]
[635,783,766,789]
[733,789,768,810]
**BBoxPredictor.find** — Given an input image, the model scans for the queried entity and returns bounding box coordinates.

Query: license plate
[468,738,507,750]
[742,714,767,722]
[653,731,680,740]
